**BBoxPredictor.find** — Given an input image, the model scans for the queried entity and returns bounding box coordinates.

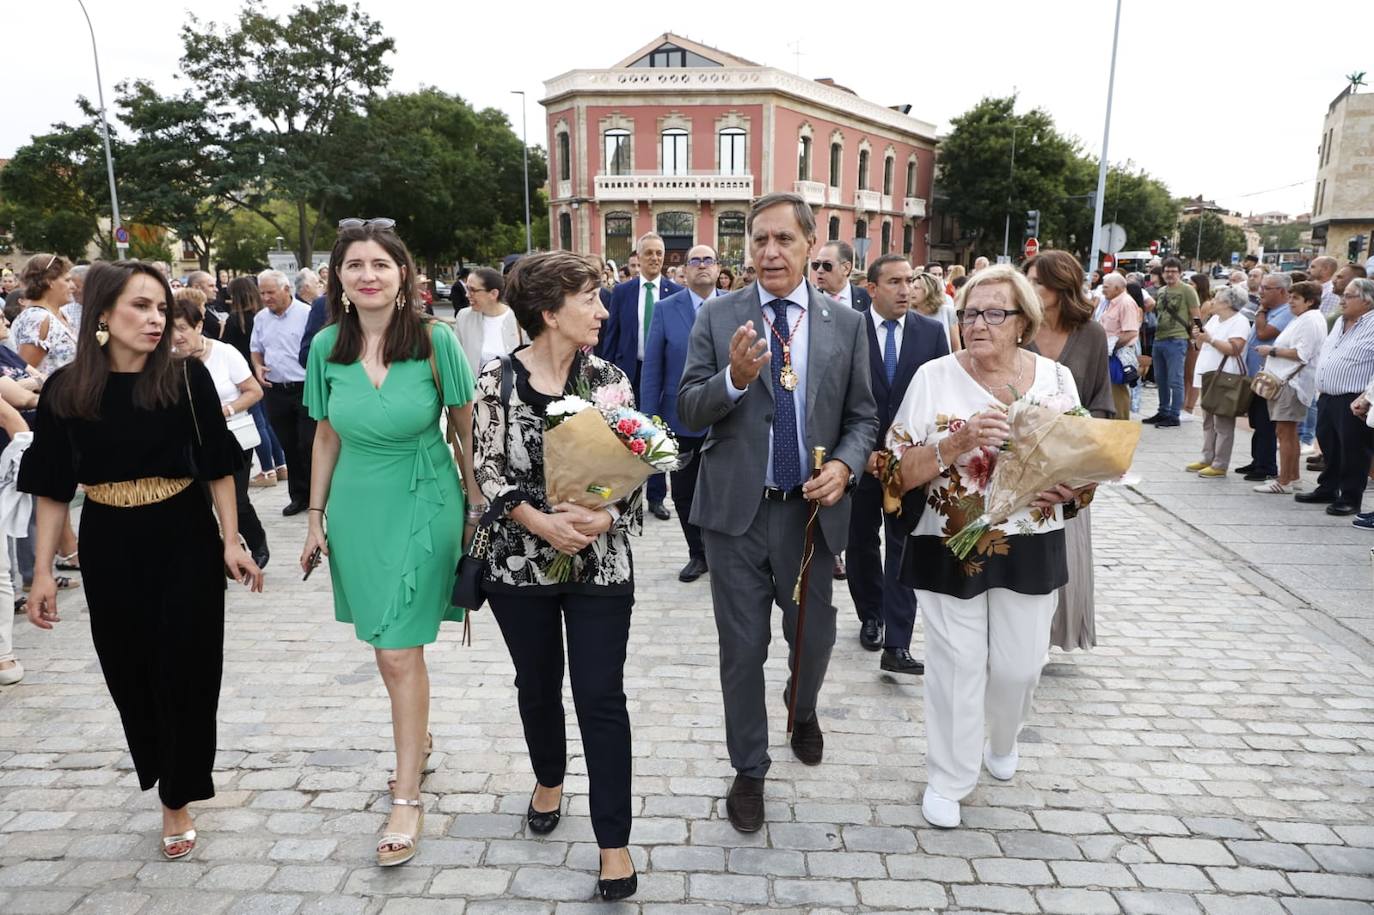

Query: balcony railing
[826,186,845,206]
[903,197,927,219]
[855,189,881,212]
[594,172,754,202]
[793,180,825,206]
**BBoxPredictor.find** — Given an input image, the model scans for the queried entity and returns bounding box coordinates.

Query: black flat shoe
[649,501,671,521]
[1232,463,1256,475]
[282,501,307,517]
[251,545,270,570]
[880,647,925,675]
[859,619,884,651]
[526,786,562,835]
[1326,503,1358,516]
[726,774,765,833]
[596,850,638,901]
[790,716,824,766]
[1295,490,1338,504]
[1242,472,1275,482]
[678,556,708,582]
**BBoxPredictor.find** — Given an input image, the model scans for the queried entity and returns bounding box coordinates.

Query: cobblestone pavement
[2,434,1373,913]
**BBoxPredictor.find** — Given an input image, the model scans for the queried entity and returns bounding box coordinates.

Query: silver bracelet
[933,440,949,476]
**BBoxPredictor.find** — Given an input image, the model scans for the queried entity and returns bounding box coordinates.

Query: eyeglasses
[337,217,397,230]
[958,307,1022,326]
[810,260,836,272]
[687,256,717,267]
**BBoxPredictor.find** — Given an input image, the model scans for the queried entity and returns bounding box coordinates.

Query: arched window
[854,219,869,269]
[858,150,870,191]
[718,212,746,265]
[557,132,571,183]
[558,212,573,251]
[903,224,913,255]
[881,221,892,255]
[798,136,812,181]
[882,156,894,196]
[905,159,917,197]
[603,129,631,176]
[605,211,633,265]
[661,128,689,176]
[828,216,840,241]
[718,128,746,176]
[829,142,842,187]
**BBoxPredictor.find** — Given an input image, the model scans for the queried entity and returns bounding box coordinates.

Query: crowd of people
[1,195,1371,901]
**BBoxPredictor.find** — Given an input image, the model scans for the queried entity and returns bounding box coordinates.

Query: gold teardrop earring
[340,291,352,314]
[394,290,405,311]
[95,321,110,346]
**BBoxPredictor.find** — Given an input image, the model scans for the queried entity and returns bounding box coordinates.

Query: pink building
[541,34,940,272]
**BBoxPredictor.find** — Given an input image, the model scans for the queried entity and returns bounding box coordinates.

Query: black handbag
[451,355,514,615]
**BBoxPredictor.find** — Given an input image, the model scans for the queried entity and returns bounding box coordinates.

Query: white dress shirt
[726,279,811,487]
[871,309,904,354]
[637,275,663,361]
[827,283,852,308]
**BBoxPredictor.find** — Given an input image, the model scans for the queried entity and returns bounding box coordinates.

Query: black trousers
[232,453,267,555]
[846,473,918,649]
[1247,393,1278,476]
[672,435,706,560]
[489,591,633,848]
[1315,393,1374,507]
[81,486,225,810]
[263,382,315,505]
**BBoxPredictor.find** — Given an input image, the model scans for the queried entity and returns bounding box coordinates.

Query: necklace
[967,351,1025,400]
[758,304,807,391]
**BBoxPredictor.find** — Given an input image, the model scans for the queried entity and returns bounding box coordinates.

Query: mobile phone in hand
[302,546,322,581]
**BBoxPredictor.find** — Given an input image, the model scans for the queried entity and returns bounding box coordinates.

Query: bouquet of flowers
[943,393,1140,560]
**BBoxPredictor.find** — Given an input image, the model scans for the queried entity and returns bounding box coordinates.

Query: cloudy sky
[5,0,1362,222]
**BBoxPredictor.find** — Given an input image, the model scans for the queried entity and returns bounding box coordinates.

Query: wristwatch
[844,472,858,494]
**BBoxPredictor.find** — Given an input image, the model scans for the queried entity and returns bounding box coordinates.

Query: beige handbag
[1250,359,1302,401]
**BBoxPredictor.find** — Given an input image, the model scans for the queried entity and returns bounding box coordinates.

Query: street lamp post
[511,90,532,254]
[76,0,126,258]
[1087,0,1123,275]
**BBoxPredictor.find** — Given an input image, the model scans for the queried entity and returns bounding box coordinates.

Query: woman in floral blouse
[888,265,1081,830]
[472,250,642,902]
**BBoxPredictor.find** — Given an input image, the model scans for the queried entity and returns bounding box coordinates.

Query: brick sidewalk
[1,462,1372,913]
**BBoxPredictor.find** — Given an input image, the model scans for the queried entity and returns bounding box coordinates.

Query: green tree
[179,0,395,266]
[1058,158,1177,259]
[114,79,242,271]
[1177,213,1247,266]
[216,209,281,273]
[0,119,115,258]
[935,96,1079,259]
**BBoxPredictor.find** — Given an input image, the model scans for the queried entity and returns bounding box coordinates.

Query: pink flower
[959,446,999,492]
[593,385,630,409]
[617,417,641,436]
[947,418,966,434]
[629,438,647,455]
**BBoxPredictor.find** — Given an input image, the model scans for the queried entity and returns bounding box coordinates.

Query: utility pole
[511,90,532,254]
[1002,123,1017,259]
[77,0,125,258]
[1087,0,1123,275]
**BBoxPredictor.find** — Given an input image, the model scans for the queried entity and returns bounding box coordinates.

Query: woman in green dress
[299,220,479,867]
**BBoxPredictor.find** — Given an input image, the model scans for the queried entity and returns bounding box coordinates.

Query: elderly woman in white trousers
[889,266,1081,829]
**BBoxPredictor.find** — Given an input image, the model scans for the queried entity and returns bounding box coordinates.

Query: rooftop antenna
[787,39,805,75]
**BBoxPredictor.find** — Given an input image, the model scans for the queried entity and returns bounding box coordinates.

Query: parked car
[433,279,451,300]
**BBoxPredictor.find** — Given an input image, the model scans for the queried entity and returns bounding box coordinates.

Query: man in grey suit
[678,193,878,833]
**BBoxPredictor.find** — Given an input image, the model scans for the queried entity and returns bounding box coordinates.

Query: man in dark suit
[597,232,682,519]
[679,193,877,833]
[809,239,869,581]
[642,243,723,582]
[848,254,949,671]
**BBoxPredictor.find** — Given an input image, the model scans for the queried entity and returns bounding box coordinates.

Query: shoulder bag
[1250,357,1303,401]
[1199,351,1253,418]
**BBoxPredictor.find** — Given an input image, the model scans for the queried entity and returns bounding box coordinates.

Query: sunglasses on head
[810,260,835,272]
[337,217,397,230]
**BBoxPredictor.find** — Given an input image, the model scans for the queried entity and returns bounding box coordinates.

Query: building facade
[1312,86,1374,263]
[540,35,940,272]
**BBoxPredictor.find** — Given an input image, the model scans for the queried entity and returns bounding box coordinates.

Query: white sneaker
[921,786,961,828]
[0,660,24,686]
[1179,411,1196,423]
[983,741,1019,781]
[1253,480,1293,494]
[1300,443,1318,457]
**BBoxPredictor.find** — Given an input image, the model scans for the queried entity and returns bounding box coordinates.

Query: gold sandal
[161,828,197,860]
[386,732,434,792]
[377,797,423,867]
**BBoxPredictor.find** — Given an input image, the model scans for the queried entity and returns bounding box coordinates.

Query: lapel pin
[822,309,830,318]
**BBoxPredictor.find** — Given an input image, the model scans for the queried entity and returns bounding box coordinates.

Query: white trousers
[917,587,1057,801]
[0,537,15,663]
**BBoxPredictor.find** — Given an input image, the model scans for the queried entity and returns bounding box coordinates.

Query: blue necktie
[882,318,898,386]
[769,300,802,490]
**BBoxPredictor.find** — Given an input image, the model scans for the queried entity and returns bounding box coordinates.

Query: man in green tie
[596,232,682,518]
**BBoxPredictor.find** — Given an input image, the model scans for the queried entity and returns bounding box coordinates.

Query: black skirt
[79,484,226,809]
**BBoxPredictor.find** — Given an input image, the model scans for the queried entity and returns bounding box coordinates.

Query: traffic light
[1350,234,1367,262]
[1024,209,1041,239]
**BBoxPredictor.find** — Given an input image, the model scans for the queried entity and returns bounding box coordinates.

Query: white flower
[546,395,593,418]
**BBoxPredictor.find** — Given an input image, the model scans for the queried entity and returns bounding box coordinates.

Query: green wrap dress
[304,323,475,648]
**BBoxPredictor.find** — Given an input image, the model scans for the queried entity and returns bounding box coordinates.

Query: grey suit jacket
[677,282,878,551]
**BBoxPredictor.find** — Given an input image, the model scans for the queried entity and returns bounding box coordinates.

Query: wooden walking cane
[786,446,827,736]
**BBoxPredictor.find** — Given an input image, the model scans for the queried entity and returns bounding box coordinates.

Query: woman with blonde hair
[944,264,966,298]
[910,271,961,352]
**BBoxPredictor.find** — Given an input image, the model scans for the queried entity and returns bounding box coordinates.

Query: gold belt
[84,477,193,508]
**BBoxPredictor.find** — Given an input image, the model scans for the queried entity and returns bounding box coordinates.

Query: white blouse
[1263,309,1329,407]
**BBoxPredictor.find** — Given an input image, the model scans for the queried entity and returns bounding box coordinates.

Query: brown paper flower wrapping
[544,408,654,509]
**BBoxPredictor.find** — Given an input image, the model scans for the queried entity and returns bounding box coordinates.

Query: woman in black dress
[20,261,263,861]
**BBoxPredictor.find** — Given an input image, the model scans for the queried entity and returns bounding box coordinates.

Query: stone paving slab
[1,423,1372,912]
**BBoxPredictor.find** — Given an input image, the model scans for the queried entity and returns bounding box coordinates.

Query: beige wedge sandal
[377,797,423,867]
